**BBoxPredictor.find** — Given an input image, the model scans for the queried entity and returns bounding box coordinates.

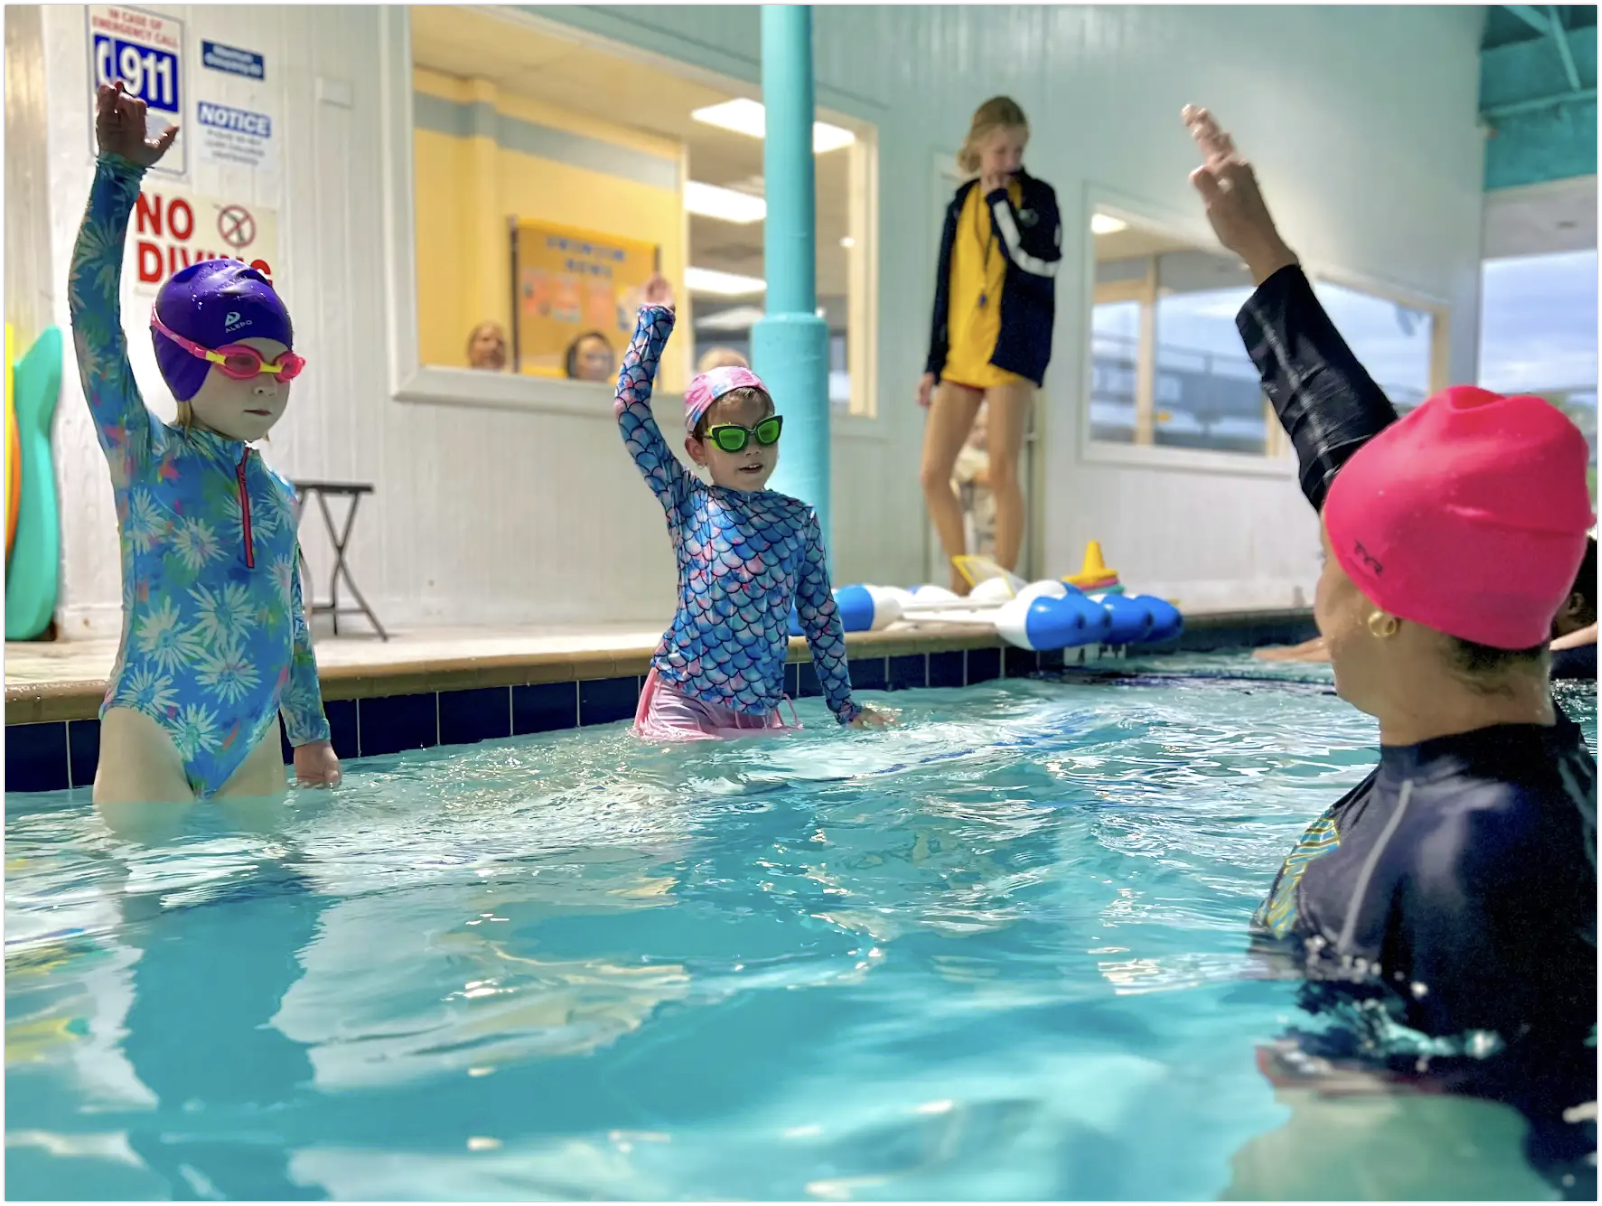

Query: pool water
[6,656,1595,1200]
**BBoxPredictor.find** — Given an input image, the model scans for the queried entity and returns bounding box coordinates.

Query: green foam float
[5,325,63,641]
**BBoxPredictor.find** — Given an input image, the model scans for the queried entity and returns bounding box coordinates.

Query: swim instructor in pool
[1183,105,1597,1197]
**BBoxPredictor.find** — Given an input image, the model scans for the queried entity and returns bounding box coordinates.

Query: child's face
[187,337,292,443]
[686,390,779,492]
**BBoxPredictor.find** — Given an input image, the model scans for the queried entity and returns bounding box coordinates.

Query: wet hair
[564,330,614,379]
[1448,636,1547,688]
[957,96,1029,175]
[691,385,774,441]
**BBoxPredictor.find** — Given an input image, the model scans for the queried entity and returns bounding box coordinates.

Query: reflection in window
[1089,300,1139,444]
[1480,250,1598,504]
[1152,252,1263,454]
[1088,213,1272,456]
[1312,282,1433,415]
[407,6,876,412]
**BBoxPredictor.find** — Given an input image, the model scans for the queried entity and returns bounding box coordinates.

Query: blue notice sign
[202,41,264,80]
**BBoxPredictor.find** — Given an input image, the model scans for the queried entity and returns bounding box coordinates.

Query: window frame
[1078,188,1295,479]
[377,5,883,427]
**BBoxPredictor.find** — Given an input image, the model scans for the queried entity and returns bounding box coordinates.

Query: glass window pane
[1312,281,1433,415]
[1152,251,1265,455]
[1090,300,1139,445]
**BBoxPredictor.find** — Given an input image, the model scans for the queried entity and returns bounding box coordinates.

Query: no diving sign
[126,186,279,294]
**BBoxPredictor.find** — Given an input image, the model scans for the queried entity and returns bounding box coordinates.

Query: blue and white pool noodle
[790,580,1184,650]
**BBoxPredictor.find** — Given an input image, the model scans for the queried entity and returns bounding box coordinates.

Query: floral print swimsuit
[69,155,329,796]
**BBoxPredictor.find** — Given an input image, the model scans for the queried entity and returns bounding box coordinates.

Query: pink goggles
[151,312,306,382]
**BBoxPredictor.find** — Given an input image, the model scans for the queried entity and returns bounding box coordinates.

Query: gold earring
[1367,612,1399,639]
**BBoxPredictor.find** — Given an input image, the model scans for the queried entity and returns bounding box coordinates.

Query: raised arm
[1183,105,1399,512]
[794,510,862,726]
[71,84,179,478]
[614,302,694,515]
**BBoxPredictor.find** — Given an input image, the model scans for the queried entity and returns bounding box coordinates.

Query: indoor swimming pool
[6,656,1596,1200]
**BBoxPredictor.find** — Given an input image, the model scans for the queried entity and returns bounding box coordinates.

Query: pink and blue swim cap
[684,365,769,431]
[151,259,293,401]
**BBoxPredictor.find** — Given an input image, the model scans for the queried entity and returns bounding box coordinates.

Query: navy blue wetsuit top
[1237,265,1598,1192]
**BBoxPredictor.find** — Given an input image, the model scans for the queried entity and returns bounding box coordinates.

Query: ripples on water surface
[6,657,1596,1199]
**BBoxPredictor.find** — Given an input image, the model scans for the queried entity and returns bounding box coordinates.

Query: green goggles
[704,414,783,453]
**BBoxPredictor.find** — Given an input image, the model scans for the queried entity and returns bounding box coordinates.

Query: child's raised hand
[641,274,675,311]
[95,80,178,167]
[850,703,897,730]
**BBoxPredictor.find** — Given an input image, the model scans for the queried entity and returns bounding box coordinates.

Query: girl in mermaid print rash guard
[71,82,340,804]
[616,276,894,741]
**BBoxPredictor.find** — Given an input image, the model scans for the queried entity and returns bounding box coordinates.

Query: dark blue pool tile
[888,654,927,691]
[283,698,359,764]
[7,723,69,793]
[785,662,800,699]
[849,657,887,692]
[439,686,512,747]
[1005,647,1039,678]
[797,660,823,699]
[928,650,965,689]
[967,646,1002,684]
[579,676,639,727]
[67,719,102,790]
[358,693,438,757]
[513,682,577,734]
[327,699,358,760]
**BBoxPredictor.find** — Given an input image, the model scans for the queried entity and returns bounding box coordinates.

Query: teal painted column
[752,3,831,544]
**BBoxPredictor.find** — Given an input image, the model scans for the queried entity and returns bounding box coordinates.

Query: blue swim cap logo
[224,310,249,334]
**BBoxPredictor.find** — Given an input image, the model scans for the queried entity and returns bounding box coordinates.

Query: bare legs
[919,378,1034,591]
[984,379,1033,572]
[919,381,984,592]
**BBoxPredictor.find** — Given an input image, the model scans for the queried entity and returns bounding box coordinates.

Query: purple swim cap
[151,259,293,401]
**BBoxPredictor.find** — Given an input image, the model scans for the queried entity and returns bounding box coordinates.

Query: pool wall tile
[888,654,927,691]
[67,719,102,789]
[5,618,1325,794]
[358,693,439,757]
[1004,648,1039,678]
[513,682,578,734]
[440,687,513,746]
[579,676,639,726]
[7,722,69,794]
[928,650,966,689]
[849,657,887,692]
[967,647,1002,684]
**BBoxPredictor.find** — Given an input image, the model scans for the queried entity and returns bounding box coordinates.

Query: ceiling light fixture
[685,267,767,297]
[684,181,767,225]
[691,98,856,153]
[1091,213,1128,236]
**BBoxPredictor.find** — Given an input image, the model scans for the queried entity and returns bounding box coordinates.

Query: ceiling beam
[1548,5,1583,89]
[1504,5,1553,37]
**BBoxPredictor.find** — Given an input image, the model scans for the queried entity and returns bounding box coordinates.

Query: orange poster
[511,218,658,380]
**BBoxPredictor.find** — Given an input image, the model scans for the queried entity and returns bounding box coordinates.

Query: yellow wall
[412,68,688,390]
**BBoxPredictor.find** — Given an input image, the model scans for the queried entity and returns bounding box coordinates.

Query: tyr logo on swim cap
[151,259,293,402]
[1324,385,1596,649]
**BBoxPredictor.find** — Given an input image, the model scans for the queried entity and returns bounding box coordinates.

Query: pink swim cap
[1324,385,1595,649]
[685,365,768,431]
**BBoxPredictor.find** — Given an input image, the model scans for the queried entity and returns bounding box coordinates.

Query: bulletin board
[509,217,660,379]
